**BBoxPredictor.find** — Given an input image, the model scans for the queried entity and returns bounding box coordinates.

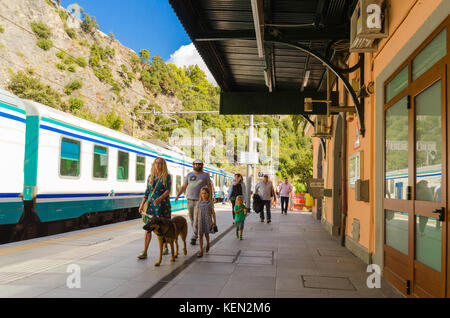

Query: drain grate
[236,250,274,265]
[247,226,273,232]
[316,248,353,257]
[196,250,240,263]
[301,275,356,291]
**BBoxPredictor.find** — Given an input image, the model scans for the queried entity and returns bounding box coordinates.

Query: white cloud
[167,43,217,86]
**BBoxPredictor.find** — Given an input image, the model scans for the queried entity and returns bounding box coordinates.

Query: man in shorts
[175,159,212,245]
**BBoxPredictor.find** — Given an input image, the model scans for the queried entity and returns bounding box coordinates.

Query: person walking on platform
[221,181,228,204]
[228,173,246,224]
[280,178,293,215]
[194,187,217,257]
[255,174,275,224]
[175,159,212,246]
[138,157,172,259]
[274,181,282,208]
[233,195,247,240]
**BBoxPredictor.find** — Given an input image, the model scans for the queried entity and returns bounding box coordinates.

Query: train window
[176,175,182,194]
[60,138,80,177]
[117,151,129,180]
[136,155,145,182]
[93,145,108,179]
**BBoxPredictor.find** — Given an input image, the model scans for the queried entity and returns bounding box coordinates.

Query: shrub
[64,79,83,95]
[75,57,87,67]
[7,71,63,109]
[81,12,99,34]
[56,63,66,70]
[67,65,76,72]
[111,81,121,96]
[65,26,77,39]
[55,51,65,59]
[68,97,84,111]
[63,56,75,65]
[139,99,147,106]
[89,54,100,68]
[37,39,53,51]
[139,49,150,63]
[105,110,123,130]
[58,9,69,23]
[0,25,4,33]
[78,39,89,47]
[93,65,113,83]
[30,21,51,39]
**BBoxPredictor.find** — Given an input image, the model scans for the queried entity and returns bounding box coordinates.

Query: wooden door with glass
[384,21,449,298]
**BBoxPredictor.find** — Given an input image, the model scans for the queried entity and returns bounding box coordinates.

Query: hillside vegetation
[0,0,312,190]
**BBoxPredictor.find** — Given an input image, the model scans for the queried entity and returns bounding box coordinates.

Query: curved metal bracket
[265,36,365,137]
[302,114,327,158]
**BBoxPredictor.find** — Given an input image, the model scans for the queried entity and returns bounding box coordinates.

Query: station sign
[307,178,324,198]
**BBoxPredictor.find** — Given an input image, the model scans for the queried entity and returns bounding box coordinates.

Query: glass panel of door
[413,78,445,297]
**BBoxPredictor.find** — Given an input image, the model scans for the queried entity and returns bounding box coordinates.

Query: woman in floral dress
[137,157,172,259]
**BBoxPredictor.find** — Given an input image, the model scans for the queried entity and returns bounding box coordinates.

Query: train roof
[0,89,26,111]
[21,99,184,159]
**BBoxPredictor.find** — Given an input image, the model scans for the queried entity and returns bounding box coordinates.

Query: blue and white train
[0,89,234,242]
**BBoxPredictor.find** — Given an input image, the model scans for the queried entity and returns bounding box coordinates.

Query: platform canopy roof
[169,0,356,97]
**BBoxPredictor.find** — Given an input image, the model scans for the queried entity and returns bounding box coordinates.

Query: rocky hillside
[0,0,314,188]
[0,0,183,137]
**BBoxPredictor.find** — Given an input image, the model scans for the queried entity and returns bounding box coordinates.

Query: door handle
[432,207,445,222]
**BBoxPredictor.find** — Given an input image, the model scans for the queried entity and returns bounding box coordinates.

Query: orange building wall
[309,0,446,254]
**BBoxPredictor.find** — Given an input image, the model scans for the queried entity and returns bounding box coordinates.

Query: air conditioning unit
[350,0,388,52]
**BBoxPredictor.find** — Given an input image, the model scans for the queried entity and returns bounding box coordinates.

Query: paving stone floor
[0,204,404,298]
[152,208,405,298]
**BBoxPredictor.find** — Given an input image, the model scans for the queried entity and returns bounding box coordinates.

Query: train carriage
[0,89,26,226]
[0,92,235,242]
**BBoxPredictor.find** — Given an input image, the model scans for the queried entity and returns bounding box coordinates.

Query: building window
[136,155,145,182]
[412,28,446,81]
[60,138,80,177]
[117,151,129,180]
[385,66,408,103]
[93,145,108,179]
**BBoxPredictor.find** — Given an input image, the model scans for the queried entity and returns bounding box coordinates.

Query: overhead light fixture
[302,70,310,88]
[264,69,272,92]
[251,0,264,58]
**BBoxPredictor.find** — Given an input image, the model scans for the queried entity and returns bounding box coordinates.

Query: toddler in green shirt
[234,195,247,240]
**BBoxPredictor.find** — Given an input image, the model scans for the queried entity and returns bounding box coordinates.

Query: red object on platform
[291,193,306,211]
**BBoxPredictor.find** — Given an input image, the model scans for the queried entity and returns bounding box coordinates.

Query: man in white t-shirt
[280,178,293,215]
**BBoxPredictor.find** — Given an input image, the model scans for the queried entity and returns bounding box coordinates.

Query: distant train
[0,89,233,243]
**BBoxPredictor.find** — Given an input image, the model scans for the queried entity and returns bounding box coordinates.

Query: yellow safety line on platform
[0,220,141,257]
[0,209,187,257]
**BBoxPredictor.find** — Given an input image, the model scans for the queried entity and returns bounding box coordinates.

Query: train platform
[151,209,404,298]
[0,203,404,298]
[0,202,235,298]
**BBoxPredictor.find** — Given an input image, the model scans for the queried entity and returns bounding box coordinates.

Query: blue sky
[60,0,190,61]
[60,0,216,84]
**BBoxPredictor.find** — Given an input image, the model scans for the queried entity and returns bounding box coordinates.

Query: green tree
[139,49,150,63]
